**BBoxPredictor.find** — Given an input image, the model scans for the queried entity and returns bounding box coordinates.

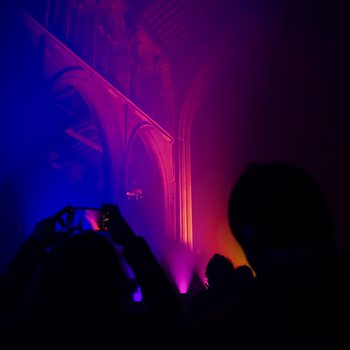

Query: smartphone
[56,207,109,233]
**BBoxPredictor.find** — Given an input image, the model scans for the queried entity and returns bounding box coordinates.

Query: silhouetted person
[185,254,253,348]
[0,204,182,349]
[205,253,235,290]
[228,162,350,349]
[33,232,138,349]
[233,265,254,287]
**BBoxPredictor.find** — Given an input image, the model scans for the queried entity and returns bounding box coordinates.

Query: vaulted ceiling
[127,0,234,63]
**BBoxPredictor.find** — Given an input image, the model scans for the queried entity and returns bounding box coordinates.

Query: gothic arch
[178,24,251,265]
[127,122,176,240]
[49,67,126,201]
[177,47,226,249]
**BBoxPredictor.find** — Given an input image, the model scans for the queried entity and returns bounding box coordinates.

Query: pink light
[178,278,190,294]
[163,241,194,294]
[170,263,193,294]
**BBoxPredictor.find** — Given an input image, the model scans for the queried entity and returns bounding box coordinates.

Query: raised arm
[103,204,183,338]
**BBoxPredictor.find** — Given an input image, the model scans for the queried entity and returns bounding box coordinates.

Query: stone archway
[127,122,176,242]
[49,67,176,243]
[49,67,126,202]
[177,23,250,269]
[23,67,123,229]
[177,49,225,250]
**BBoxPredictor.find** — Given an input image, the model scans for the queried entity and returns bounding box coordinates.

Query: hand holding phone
[55,206,109,234]
[102,204,136,247]
[32,206,73,246]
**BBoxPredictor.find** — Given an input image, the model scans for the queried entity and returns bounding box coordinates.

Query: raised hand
[31,206,73,247]
[102,203,136,247]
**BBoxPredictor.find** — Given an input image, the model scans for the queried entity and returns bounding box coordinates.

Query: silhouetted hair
[228,162,334,251]
[205,253,235,289]
[39,231,133,314]
[29,232,145,348]
[234,265,254,283]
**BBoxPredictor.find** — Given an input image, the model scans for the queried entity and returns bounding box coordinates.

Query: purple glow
[178,279,189,294]
[173,271,192,294]
[163,241,194,294]
[132,287,143,302]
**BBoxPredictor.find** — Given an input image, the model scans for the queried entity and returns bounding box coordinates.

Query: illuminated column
[178,52,225,251]
[177,135,193,249]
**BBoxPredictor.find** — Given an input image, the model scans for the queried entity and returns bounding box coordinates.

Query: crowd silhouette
[1,161,349,349]
[0,204,182,349]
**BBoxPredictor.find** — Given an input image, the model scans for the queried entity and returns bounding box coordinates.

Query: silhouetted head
[234,265,254,285]
[39,231,134,319]
[205,253,235,289]
[30,231,139,347]
[228,162,334,274]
